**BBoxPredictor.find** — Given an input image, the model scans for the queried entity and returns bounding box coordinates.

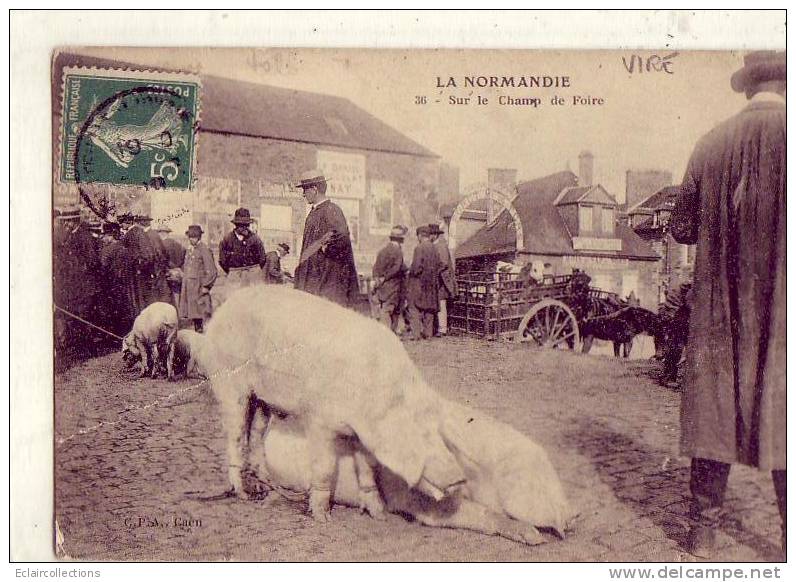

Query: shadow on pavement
[563,419,782,562]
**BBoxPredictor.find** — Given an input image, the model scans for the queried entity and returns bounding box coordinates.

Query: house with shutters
[454,158,660,309]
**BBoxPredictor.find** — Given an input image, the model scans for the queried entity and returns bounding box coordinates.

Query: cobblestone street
[54,337,783,562]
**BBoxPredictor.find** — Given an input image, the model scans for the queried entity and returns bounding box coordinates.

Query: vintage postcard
[9,9,788,572]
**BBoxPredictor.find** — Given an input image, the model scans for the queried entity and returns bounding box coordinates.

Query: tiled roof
[627,185,680,215]
[455,170,658,260]
[53,52,437,158]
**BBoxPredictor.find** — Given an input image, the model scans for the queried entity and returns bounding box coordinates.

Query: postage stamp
[59,67,200,190]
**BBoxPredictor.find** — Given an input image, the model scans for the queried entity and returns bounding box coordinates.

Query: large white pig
[250,397,573,544]
[199,285,467,520]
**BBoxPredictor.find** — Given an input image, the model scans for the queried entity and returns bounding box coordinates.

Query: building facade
[52,52,442,279]
[454,165,661,309]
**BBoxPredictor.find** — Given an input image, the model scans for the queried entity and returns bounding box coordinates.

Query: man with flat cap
[219,207,268,297]
[372,225,408,332]
[263,242,290,284]
[670,50,786,558]
[293,171,359,307]
[405,225,441,340]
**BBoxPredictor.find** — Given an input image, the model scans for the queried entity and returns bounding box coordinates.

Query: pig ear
[353,405,427,489]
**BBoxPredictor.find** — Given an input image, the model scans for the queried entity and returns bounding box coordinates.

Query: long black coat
[294,200,359,307]
[373,242,405,305]
[671,98,785,470]
[406,240,441,312]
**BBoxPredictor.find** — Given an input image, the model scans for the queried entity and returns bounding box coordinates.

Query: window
[602,207,614,234]
[333,197,361,248]
[579,205,593,233]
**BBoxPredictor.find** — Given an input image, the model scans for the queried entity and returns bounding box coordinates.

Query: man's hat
[154,224,172,233]
[416,225,431,237]
[389,225,406,240]
[277,242,290,254]
[731,50,786,93]
[186,225,204,237]
[134,214,153,224]
[231,207,253,225]
[428,223,444,236]
[294,170,329,189]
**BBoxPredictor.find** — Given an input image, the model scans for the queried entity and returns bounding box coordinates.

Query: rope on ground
[53,304,126,341]
[54,357,254,448]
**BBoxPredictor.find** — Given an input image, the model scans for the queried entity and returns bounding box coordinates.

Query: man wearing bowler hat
[670,50,786,557]
[180,225,217,333]
[293,170,359,307]
[219,207,268,296]
[372,225,408,332]
[405,225,441,340]
[263,242,290,284]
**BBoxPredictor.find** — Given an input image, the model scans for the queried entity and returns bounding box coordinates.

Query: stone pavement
[54,336,783,562]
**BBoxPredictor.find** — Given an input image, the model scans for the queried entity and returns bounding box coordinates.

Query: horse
[580,306,661,358]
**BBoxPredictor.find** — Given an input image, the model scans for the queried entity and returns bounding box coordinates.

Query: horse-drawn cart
[448,271,622,349]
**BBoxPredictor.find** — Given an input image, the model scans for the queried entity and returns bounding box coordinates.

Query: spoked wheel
[514,299,580,349]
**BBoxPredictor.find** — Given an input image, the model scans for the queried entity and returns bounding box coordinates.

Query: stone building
[454,159,660,309]
[52,52,441,277]
[629,185,695,302]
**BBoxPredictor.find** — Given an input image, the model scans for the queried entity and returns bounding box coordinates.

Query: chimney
[578,150,594,187]
[487,168,517,223]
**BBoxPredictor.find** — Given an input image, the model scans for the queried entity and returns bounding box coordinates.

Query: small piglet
[122,302,178,379]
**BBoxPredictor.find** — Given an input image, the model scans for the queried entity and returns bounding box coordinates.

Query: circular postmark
[73,85,198,221]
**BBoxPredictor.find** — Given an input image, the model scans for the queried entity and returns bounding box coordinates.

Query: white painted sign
[317,150,367,200]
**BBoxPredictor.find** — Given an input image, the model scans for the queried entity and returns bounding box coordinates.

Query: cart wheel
[515,299,580,349]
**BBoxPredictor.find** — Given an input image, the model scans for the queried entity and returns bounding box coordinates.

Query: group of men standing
[372,222,456,341]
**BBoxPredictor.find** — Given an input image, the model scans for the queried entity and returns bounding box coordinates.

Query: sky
[73,47,748,203]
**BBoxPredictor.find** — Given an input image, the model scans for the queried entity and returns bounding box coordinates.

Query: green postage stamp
[60,67,201,190]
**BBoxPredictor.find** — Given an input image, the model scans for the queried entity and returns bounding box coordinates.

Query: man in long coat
[406,225,441,340]
[670,50,785,557]
[293,171,359,307]
[53,207,101,353]
[429,223,456,336]
[372,225,407,332]
[121,214,160,314]
[156,225,186,306]
[179,225,217,332]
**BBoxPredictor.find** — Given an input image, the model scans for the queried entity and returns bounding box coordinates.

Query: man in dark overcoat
[52,207,102,353]
[140,216,172,305]
[121,214,160,314]
[406,225,441,340]
[155,225,186,306]
[670,50,786,557]
[372,225,408,332]
[429,223,456,336]
[293,171,359,307]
